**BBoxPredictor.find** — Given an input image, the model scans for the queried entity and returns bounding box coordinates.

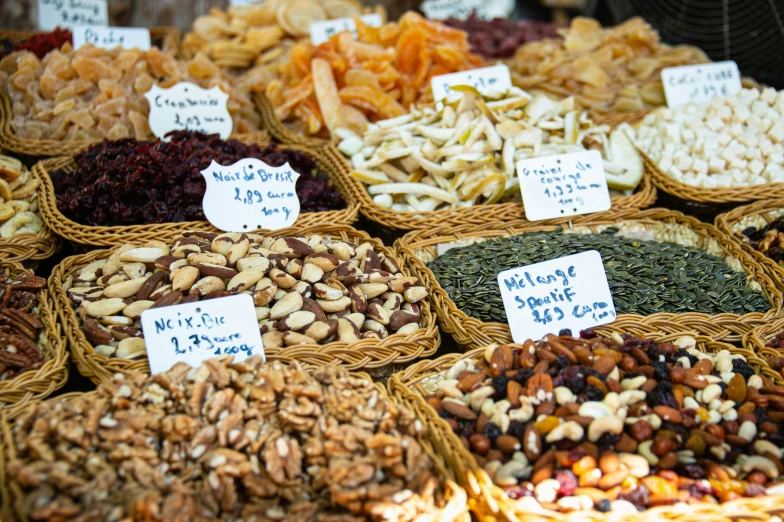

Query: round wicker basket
[34,143,360,247]
[254,92,331,149]
[394,208,782,349]
[51,224,440,385]
[0,262,68,415]
[743,316,784,378]
[389,327,784,522]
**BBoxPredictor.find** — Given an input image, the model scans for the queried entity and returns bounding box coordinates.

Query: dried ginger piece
[507,16,709,114]
[2,45,262,141]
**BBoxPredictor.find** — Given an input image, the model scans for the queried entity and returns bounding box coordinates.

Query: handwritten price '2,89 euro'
[496,250,617,342]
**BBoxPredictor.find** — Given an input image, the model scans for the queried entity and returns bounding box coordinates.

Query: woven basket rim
[321,136,657,232]
[51,223,440,385]
[743,315,784,373]
[642,150,784,205]
[0,262,69,414]
[394,207,782,349]
[1,370,468,522]
[254,92,331,149]
[389,329,784,522]
[34,143,360,247]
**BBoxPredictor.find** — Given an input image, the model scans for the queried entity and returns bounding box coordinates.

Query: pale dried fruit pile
[0,154,44,238]
[0,45,261,141]
[67,232,428,360]
[8,357,447,520]
[422,333,784,512]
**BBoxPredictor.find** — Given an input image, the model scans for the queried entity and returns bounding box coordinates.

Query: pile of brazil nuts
[421,332,784,512]
[8,356,449,520]
[65,232,429,359]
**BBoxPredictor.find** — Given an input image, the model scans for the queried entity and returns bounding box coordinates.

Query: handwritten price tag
[431,65,512,102]
[201,158,300,232]
[141,294,264,374]
[230,0,261,5]
[661,61,742,108]
[310,14,383,45]
[72,26,151,50]
[145,83,231,140]
[38,0,108,30]
[497,251,617,343]
[421,0,513,20]
[517,150,611,221]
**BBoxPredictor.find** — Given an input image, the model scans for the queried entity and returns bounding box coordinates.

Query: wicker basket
[254,92,331,149]
[715,198,784,293]
[389,327,784,522]
[0,262,68,415]
[34,143,360,247]
[325,144,657,232]
[1,376,469,522]
[743,316,784,377]
[394,208,783,349]
[51,224,440,385]
[0,27,181,55]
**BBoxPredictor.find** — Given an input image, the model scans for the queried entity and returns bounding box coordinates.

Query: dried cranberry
[620,485,650,509]
[558,328,572,337]
[555,470,578,496]
[580,328,597,339]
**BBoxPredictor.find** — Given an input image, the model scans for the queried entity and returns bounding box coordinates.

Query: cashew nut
[495,460,528,487]
[578,401,614,419]
[673,335,696,349]
[618,453,650,478]
[587,416,623,443]
[638,440,659,465]
[0,211,42,237]
[508,398,534,423]
[546,420,584,443]
[553,386,575,405]
[470,386,495,411]
[740,456,779,479]
[755,440,783,460]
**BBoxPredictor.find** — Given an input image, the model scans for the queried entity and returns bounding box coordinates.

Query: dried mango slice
[339,85,405,119]
[395,28,427,77]
[312,57,343,135]
[345,68,381,89]
[274,75,314,120]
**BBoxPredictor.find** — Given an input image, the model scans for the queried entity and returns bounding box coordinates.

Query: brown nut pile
[421,332,784,513]
[0,268,47,379]
[8,356,447,520]
[65,232,428,359]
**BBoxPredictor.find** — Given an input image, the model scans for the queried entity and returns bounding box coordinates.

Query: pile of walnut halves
[8,356,448,521]
[0,268,46,379]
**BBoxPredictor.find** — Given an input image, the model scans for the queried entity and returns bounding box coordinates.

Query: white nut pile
[337,87,643,213]
[0,154,44,238]
[65,232,428,360]
[634,87,784,188]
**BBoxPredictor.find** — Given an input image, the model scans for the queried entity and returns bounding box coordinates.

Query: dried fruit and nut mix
[737,216,784,265]
[420,334,784,512]
[508,17,709,114]
[337,87,642,213]
[0,268,48,380]
[52,131,344,227]
[249,11,484,138]
[442,14,560,59]
[633,87,784,189]
[765,333,784,377]
[8,357,451,520]
[426,226,770,322]
[0,154,45,238]
[0,45,261,141]
[66,232,428,359]
[184,1,384,69]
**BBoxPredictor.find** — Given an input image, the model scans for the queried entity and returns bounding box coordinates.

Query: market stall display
[507,17,709,114]
[2,357,468,521]
[0,45,263,156]
[334,87,653,230]
[0,153,58,262]
[390,331,784,520]
[745,317,784,382]
[0,263,67,412]
[252,11,484,144]
[441,14,560,59]
[51,225,439,384]
[634,87,784,205]
[182,1,385,68]
[394,209,781,349]
[34,133,358,246]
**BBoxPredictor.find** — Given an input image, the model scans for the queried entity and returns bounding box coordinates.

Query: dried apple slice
[323,0,361,18]
[279,0,327,37]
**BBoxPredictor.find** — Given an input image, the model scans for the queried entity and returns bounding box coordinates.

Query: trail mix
[633,87,784,188]
[66,232,428,359]
[508,17,708,113]
[0,154,44,237]
[9,357,449,520]
[441,14,560,59]
[738,217,784,265]
[337,88,642,213]
[421,334,784,512]
[53,131,344,227]
[764,333,784,376]
[427,228,770,322]
[0,46,261,141]
[0,268,47,380]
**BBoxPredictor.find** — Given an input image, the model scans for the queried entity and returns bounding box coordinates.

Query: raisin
[507,421,526,441]
[620,485,650,509]
[652,361,670,382]
[580,328,597,339]
[648,381,678,409]
[732,359,755,379]
[596,499,611,512]
[483,423,502,442]
[558,328,572,337]
[492,376,510,401]
[585,384,605,401]
[676,463,705,479]
[562,366,586,394]
[513,368,533,386]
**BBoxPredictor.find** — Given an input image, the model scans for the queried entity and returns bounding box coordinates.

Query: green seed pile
[428,229,770,322]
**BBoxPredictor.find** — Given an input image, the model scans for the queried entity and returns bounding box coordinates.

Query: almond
[489,348,507,377]
[457,371,486,393]
[441,400,477,420]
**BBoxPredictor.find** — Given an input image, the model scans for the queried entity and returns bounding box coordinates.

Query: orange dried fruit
[339,85,405,119]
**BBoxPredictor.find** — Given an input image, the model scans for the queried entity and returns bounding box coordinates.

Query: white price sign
[421,0,513,20]
[310,14,383,45]
[661,61,742,108]
[497,250,617,343]
[518,150,611,221]
[144,83,232,140]
[38,0,108,30]
[230,0,261,5]
[141,294,264,375]
[431,65,512,102]
[72,26,151,51]
[201,158,301,232]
